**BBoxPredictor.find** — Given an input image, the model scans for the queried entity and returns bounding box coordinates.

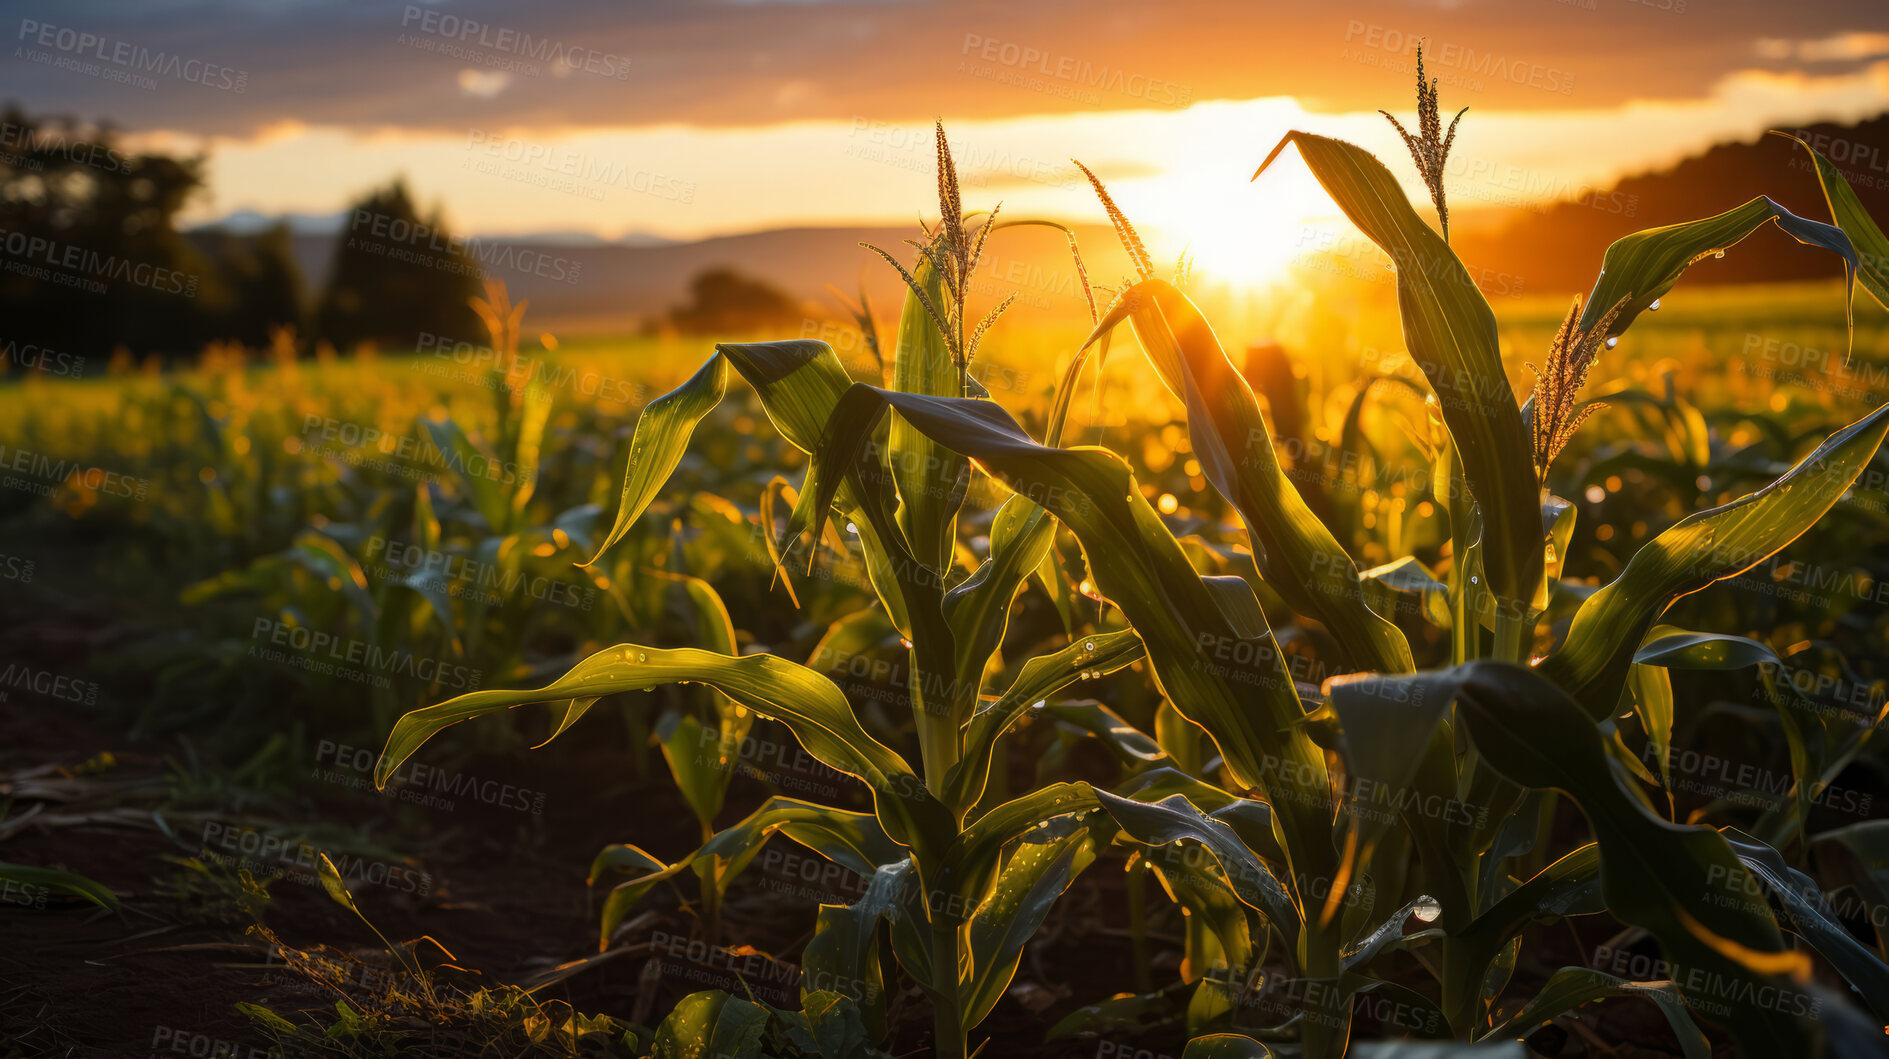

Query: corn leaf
[960,828,1096,1026]
[890,233,970,576]
[943,629,1145,813]
[582,354,729,566]
[376,645,952,856]
[1477,966,1707,1059]
[1183,1033,1274,1058]
[1087,278,1413,674]
[1540,401,1889,718]
[592,797,900,949]
[1776,132,1889,308]
[1577,196,1859,345]
[1259,132,1539,617]
[651,990,769,1059]
[1722,829,1889,1021]
[803,905,888,1041]
[1442,662,1819,1055]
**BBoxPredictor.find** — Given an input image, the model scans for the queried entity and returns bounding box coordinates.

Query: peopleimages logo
[398,6,631,80]
[16,19,248,92]
[250,618,483,691]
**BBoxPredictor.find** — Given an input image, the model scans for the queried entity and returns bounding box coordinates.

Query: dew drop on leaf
[1648,298,1661,311]
[1412,896,1441,922]
[1605,337,1618,349]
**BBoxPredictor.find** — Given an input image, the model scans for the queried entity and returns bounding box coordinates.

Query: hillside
[1456,114,1889,294]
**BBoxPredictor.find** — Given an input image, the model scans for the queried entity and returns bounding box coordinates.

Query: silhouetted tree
[668,267,802,335]
[0,106,216,358]
[314,179,482,350]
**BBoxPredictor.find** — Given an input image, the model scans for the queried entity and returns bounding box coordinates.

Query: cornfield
[6,51,1889,1059]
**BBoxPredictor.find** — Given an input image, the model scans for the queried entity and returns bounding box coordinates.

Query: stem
[696,819,721,944]
[930,919,967,1059]
[1491,605,1527,664]
[916,709,961,803]
[1127,860,1152,993]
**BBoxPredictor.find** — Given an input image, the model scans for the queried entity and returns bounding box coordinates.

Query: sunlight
[1140,156,1345,291]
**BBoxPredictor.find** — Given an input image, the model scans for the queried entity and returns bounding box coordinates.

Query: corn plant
[372,86,1889,1058]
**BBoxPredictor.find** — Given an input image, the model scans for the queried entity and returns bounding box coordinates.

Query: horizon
[10,2,1887,291]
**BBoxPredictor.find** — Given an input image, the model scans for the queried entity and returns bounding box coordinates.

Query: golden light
[1140,155,1344,290]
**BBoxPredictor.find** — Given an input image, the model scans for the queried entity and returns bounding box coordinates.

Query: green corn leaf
[377,646,952,858]
[1576,196,1859,346]
[802,906,888,1042]
[942,783,1102,912]
[1477,966,1707,1059]
[651,990,769,1059]
[1324,669,1461,866]
[1147,848,1255,986]
[1776,132,1889,307]
[1722,829,1889,1021]
[944,629,1145,812]
[889,232,970,577]
[1812,822,1889,953]
[582,354,728,566]
[508,383,553,520]
[422,414,513,534]
[1259,131,1540,620]
[942,493,1058,702]
[1044,700,1172,774]
[658,713,730,829]
[1046,982,1191,1041]
[1086,278,1413,674]
[1541,400,1889,718]
[1090,790,1301,943]
[1183,1033,1275,1058]
[592,798,900,949]
[1441,662,1821,1055]
[959,828,1096,1027]
[1634,629,1780,669]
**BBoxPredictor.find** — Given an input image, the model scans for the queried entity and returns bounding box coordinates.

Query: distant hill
[220,114,1888,336]
[1455,114,1889,295]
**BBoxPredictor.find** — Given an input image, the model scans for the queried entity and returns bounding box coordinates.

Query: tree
[667,267,802,335]
[314,180,482,351]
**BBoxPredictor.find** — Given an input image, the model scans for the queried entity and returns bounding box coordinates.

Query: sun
[1137,159,1345,291]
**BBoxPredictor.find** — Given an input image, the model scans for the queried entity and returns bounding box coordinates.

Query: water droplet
[1031,699,1046,710]
[899,638,913,649]
[1469,575,1479,585]
[1605,337,1618,349]
[846,522,858,534]
[1597,268,1605,275]
[1412,896,1442,923]
[636,651,647,663]
[1713,250,1725,259]
[1648,298,1661,311]
[1083,640,1096,652]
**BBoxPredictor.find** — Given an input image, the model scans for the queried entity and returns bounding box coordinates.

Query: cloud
[456,69,513,98]
[2,0,1885,138]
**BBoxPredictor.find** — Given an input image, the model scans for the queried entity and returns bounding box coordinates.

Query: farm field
[7,248,1889,1057]
[8,6,1889,1058]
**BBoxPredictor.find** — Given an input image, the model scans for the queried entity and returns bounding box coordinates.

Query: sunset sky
[8,0,1886,285]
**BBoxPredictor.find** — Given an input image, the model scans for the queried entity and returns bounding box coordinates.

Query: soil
[0,573,1720,1059]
